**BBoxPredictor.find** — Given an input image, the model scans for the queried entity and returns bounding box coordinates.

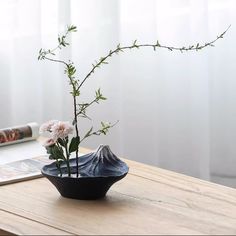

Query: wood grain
[0,147,236,235]
[0,210,72,235]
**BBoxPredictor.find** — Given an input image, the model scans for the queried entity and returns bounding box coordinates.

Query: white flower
[43,138,56,147]
[51,121,74,140]
[39,120,59,134]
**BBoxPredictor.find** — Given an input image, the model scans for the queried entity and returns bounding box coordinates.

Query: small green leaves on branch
[100,121,113,135]
[78,25,230,89]
[38,26,79,101]
[71,89,80,97]
[58,35,69,47]
[75,88,106,121]
[64,62,80,98]
[38,48,56,60]
[57,25,77,47]
[38,25,77,62]
[67,25,77,32]
[80,121,118,143]
[76,103,92,120]
[39,24,229,177]
[97,121,118,135]
[65,63,77,78]
[95,88,107,101]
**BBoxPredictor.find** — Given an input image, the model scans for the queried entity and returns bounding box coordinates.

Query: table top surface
[0,147,236,235]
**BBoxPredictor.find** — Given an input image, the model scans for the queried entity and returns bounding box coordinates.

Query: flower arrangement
[38,25,229,178]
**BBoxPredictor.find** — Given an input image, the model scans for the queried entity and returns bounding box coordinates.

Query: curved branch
[44,56,69,67]
[78,25,230,91]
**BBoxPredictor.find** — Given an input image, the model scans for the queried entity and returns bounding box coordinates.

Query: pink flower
[43,138,56,147]
[51,121,74,140]
[39,120,59,134]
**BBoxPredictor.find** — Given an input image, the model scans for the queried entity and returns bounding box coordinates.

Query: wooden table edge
[0,209,73,235]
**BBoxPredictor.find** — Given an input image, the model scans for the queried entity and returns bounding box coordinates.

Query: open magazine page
[0,139,84,185]
[0,123,49,185]
[0,140,47,165]
[0,122,85,185]
[0,155,52,185]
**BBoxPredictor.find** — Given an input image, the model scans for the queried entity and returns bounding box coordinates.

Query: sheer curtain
[0,0,236,186]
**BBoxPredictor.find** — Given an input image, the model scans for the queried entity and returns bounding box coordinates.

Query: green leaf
[45,146,53,154]
[71,89,80,97]
[49,154,56,160]
[101,121,106,128]
[57,138,65,147]
[68,25,77,32]
[54,146,65,159]
[47,145,65,160]
[69,136,80,153]
[100,96,107,100]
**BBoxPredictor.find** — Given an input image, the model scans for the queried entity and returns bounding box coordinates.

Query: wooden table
[0,147,236,235]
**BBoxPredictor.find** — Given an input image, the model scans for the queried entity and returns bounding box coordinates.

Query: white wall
[0,0,236,187]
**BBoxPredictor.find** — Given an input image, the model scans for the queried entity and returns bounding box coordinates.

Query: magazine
[0,122,39,147]
[0,155,52,185]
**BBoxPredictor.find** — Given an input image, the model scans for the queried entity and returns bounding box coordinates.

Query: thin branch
[76,98,97,117]
[44,56,69,67]
[80,120,119,144]
[78,25,230,91]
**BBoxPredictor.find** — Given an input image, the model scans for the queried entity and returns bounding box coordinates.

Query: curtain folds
[0,0,235,187]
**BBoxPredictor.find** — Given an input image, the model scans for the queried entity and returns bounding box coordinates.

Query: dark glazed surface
[41,145,129,200]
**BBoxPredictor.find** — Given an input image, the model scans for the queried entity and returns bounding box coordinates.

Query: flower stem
[63,139,71,177]
[55,160,62,177]
[73,95,80,177]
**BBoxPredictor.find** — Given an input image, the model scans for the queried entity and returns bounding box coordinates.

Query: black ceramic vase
[41,145,129,200]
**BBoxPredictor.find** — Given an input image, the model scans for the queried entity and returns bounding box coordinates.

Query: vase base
[41,148,129,200]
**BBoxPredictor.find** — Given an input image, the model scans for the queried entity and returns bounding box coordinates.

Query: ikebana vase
[41,145,129,200]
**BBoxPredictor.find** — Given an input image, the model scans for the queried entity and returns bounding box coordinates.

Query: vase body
[41,145,129,200]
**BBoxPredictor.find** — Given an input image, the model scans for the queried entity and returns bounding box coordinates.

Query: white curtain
[0,0,236,187]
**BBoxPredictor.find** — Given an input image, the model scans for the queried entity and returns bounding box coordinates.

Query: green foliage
[57,138,66,147]
[69,136,80,153]
[38,24,229,177]
[95,88,107,101]
[46,145,65,161]
[80,121,118,143]
[100,121,111,135]
[57,25,77,49]
[67,25,77,32]
[66,63,77,78]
